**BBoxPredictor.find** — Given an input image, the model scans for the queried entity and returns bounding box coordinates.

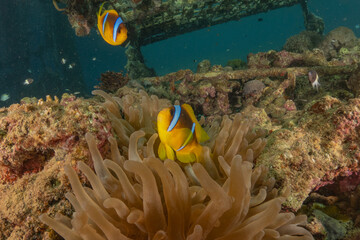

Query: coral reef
[133,48,356,118]
[347,65,360,97]
[242,80,266,99]
[0,94,113,239]
[196,59,211,73]
[226,59,247,70]
[68,12,92,36]
[257,96,360,210]
[2,26,360,239]
[283,31,323,53]
[319,27,359,60]
[96,71,130,93]
[0,95,112,184]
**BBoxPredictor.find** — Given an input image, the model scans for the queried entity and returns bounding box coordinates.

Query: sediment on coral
[40,90,313,239]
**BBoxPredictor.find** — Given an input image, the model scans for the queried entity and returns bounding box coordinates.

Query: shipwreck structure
[56,0,324,78]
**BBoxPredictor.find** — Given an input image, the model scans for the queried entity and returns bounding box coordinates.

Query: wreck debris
[300,0,324,34]
[125,45,156,79]
[140,63,356,86]
[59,0,325,77]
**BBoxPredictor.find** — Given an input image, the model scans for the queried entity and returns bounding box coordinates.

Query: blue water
[0,0,359,107]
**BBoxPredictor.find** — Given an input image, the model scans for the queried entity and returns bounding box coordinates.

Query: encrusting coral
[39,90,313,239]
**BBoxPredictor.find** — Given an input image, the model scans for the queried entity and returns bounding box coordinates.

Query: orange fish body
[97,2,128,46]
[157,104,209,163]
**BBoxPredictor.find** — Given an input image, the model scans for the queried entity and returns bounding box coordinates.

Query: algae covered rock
[283,31,323,53]
[226,59,247,70]
[0,95,113,239]
[196,59,211,73]
[319,26,358,59]
[257,96,360,210]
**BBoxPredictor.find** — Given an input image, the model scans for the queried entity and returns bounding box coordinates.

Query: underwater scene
[1,0,360,239]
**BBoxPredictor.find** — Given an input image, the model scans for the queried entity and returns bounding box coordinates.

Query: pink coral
[333,99,360,141]
[338,172,360,193]
[242,80,265,99]
[199,83,216,98]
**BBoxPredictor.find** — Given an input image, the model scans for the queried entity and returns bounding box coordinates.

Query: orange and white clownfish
[157,104,209,163]
[97,2,129,46]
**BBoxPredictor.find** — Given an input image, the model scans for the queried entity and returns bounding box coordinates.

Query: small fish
[97,2,129,46]
[257,18,263,22]
[1,93,10,102]
[157,104,209,163]
[61,58,66,64]
[355,24,360,29]
[23,78,34,85]
[92,57,96,61]
[68,63,76,69]
[308,70,320,91]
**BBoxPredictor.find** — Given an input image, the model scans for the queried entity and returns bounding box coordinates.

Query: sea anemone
[39,90,313,239]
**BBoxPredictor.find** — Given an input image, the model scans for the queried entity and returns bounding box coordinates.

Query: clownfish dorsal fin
[181,104,209,143]
[98,1,107,17]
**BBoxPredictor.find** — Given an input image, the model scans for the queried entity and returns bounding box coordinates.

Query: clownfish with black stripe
[97,2,129,46]
[157,104,209,163]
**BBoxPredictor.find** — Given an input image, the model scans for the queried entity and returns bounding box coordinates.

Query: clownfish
[157,104,209,163]
[97,2,129,46]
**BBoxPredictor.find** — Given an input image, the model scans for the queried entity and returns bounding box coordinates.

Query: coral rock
[0,95,112,238]
[96,71,129,93]
[283,30,323,53]
[257,96,360,210]
[347,65,360,97]
[196,59,211,73]
[319,26,358,59]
